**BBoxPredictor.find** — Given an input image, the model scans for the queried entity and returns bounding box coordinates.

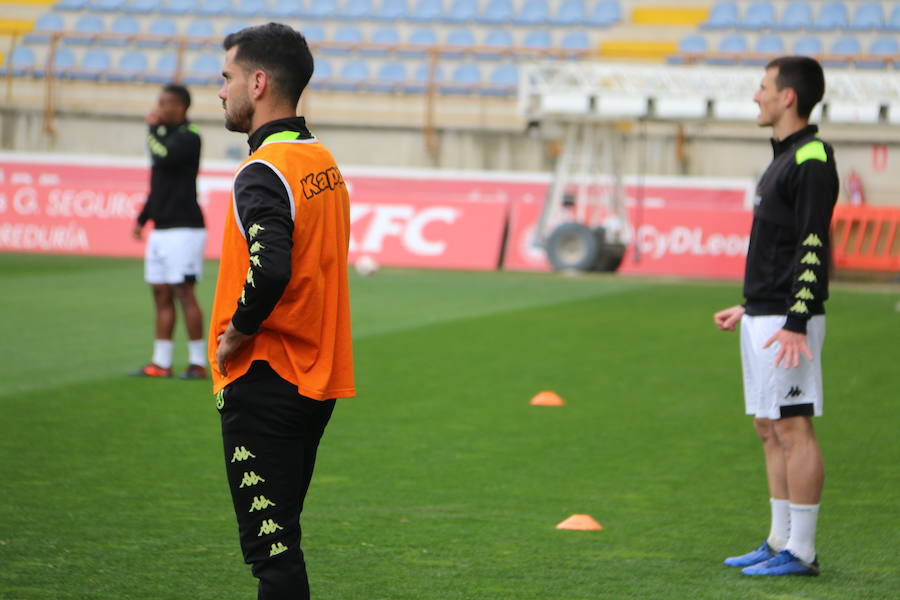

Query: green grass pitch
[0,253,897,599]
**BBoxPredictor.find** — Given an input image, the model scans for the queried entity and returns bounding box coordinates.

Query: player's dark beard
[224,98,253,133]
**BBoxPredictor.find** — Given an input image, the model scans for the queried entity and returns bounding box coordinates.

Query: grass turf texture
[0,253,897,599]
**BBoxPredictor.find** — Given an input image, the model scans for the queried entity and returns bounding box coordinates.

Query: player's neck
[247,106,298,138]
[771,115,809,142]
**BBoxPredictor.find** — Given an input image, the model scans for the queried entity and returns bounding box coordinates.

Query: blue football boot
[723,541,775,567]
[741,549,820,576]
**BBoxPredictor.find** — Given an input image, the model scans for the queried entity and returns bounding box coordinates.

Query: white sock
[152,339,174,369]
[767,498,791,551]
[188,339,207,367]
[785,503,819,564]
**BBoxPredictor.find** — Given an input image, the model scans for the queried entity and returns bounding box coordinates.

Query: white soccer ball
[354,255,379,276]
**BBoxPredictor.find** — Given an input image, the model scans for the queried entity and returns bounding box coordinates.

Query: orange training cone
[556,514,603,531]
[530,391,564,406]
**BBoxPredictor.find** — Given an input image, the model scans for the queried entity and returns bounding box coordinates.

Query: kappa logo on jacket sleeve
[300,167,345,200]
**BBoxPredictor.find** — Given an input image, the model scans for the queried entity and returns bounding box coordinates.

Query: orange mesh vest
[208,133,355,400]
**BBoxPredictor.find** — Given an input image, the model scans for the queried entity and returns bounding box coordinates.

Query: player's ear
[249,69,267,100]
[782,87,797,112]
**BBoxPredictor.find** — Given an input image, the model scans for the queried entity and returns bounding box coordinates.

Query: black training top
[137,121,204,230]
[743,124,839,334]
[230,116,315,336]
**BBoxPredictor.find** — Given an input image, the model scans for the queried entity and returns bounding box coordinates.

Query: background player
[131,83,208,380]
[714,56,838,577]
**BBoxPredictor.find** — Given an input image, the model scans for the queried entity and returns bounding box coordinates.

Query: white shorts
[740,314,825,420]
[144,228,207,285]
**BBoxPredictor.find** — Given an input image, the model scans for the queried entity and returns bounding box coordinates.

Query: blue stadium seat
[304,0,337,18]
[270,0,301,17]
[365,25,398,54]
[91,0,125,11]
[161,0,197,14]
[402,27,436,56]
[124,0,159,12]
[888,6,900,31]
[51,47,77,78]
[822,36,859,67]
[375,0,407,20]
[370,61,406,92]
[184,53,221,85]
[310,58,332,89]
[324,25,363,54]
[410,0,442,21]
[442,63,480,94]
[198,0,232,15]
[523,29,552,50]
[342,0,373,18]
[740,2,774,30]
[28,13,66,43]
[480,28,513,57]
[561,30,590,55]
[139,18,178,47]
[108,49,148,80]
[589,0,620,26]
[67,14,105,45]
[146,51,177,82]
[406,62,442,93]
[480,0,513,24]
[233,0,268,16]
[103,15,139,46]
[668,33,706,63]
[776,1,812,30]
[484,63,516,96]
[703,1,738,29]
[3,46,37,76]
[71,48,111,79]
[222,20,250,36]
[56,0,87,10]
[707,33,746,64]
[849,2,883,30]
[445,27,475,57]
[185,19,216,47]
[334,59,369,90]
[554,0,585,25]
[517,0,550,25]
[857,36,898,68]
[792,34,822,56]
[445,0,477,23]
[744,33,783,65]
[301,24,326,43]
[813,2,848,31]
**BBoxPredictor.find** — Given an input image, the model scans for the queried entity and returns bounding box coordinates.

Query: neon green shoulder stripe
[796,140,827,165]
[263,131,301,144]
[187,123,201,135]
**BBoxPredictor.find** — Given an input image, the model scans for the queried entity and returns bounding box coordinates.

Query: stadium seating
[26,13,65,43]
[589,0,620,26]
[375,0,407,20]
[124,0,160,13]
[443,63,481,94]
[2,46,36,76]
[185,19,216,47]
[813,2,849,30]
[309,58,332,88]
[554,0,586,26]
[483,62,516,95]
[71,48,112,79]
[445,27,475,58]
[857,36,899,68]
[370,60,406,92]
[707,33,746,64]
[67,14,105,45]
[108,49,148,80]
[333,59,369,90]
[56,0,88,10]
[365,25,400,55]
[405,62,443,93]
[92,0,126,12]
[51,47,77,77]
[850,2,883,30]
[668,33,706,63]
[198,0,231,15]
[480,0,514,24]
[823,35,861,66]
[160,0,197,15]
[792,34,823,55]
[327,24,363,53]
[301,24,326,42]
[740,2,775,31]
[342,0,374,19]
[745,32,783,64]
[523,29,552,50]
[304,0,338,19]
[561,30,590,55]
[479,28,513,57]
[517,0,550,25]
[777,1,813,30]
[889,5,900,31]
[233,0,268,17]
[139,17,178,46]
[270,0,300,17]
[446,0,478,23]
[105,15,140,45]
[703,2,739,29]
[183,52,220,84]
[410,0,442,22]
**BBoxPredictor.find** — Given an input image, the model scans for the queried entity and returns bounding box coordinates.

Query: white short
[740,314,825,420]
[144,228,207,285]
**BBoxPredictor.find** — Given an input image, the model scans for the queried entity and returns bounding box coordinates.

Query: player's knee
[753,418,776,444]
[773,416,815,449]
[151,284,174,305]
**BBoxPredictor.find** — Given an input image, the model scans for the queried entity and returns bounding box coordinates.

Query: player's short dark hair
[765,56,825,119]
[162,83,191,109]
[223,22,313,108]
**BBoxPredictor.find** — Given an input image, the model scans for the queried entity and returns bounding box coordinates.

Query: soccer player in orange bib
[209,23,355,599]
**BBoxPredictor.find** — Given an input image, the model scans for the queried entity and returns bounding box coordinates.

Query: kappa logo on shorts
[785,386,803,399]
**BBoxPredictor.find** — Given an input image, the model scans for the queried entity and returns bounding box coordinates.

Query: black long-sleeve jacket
[137,121,204,229]
[743,124,839,334]
[230,117,316,335]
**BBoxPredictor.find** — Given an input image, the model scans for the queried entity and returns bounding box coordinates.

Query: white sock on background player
[188,339,207,367]
[153,339,174,369]
[767,498,790,551]
[785,504,819,563]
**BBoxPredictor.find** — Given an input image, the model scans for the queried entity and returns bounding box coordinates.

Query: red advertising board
[0,154,754,278]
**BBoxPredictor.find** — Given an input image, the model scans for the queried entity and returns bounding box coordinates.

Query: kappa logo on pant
[269,542,288,557]
[258,519,284,536]
[248,495,276,512]
[231,446,256,462]
[239,471,266,488]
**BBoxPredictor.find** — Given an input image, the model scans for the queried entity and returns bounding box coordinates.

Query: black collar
[247,117,313,154]
[770,124,818,157]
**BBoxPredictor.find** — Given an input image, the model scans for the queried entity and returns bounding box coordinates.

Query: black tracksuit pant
[218,360,336,600]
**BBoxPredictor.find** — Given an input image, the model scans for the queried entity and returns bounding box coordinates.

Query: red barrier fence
[832,205,900,272]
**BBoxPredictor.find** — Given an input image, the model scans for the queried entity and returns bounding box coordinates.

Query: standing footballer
[209,23,355,599]
[714,56,838,576]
